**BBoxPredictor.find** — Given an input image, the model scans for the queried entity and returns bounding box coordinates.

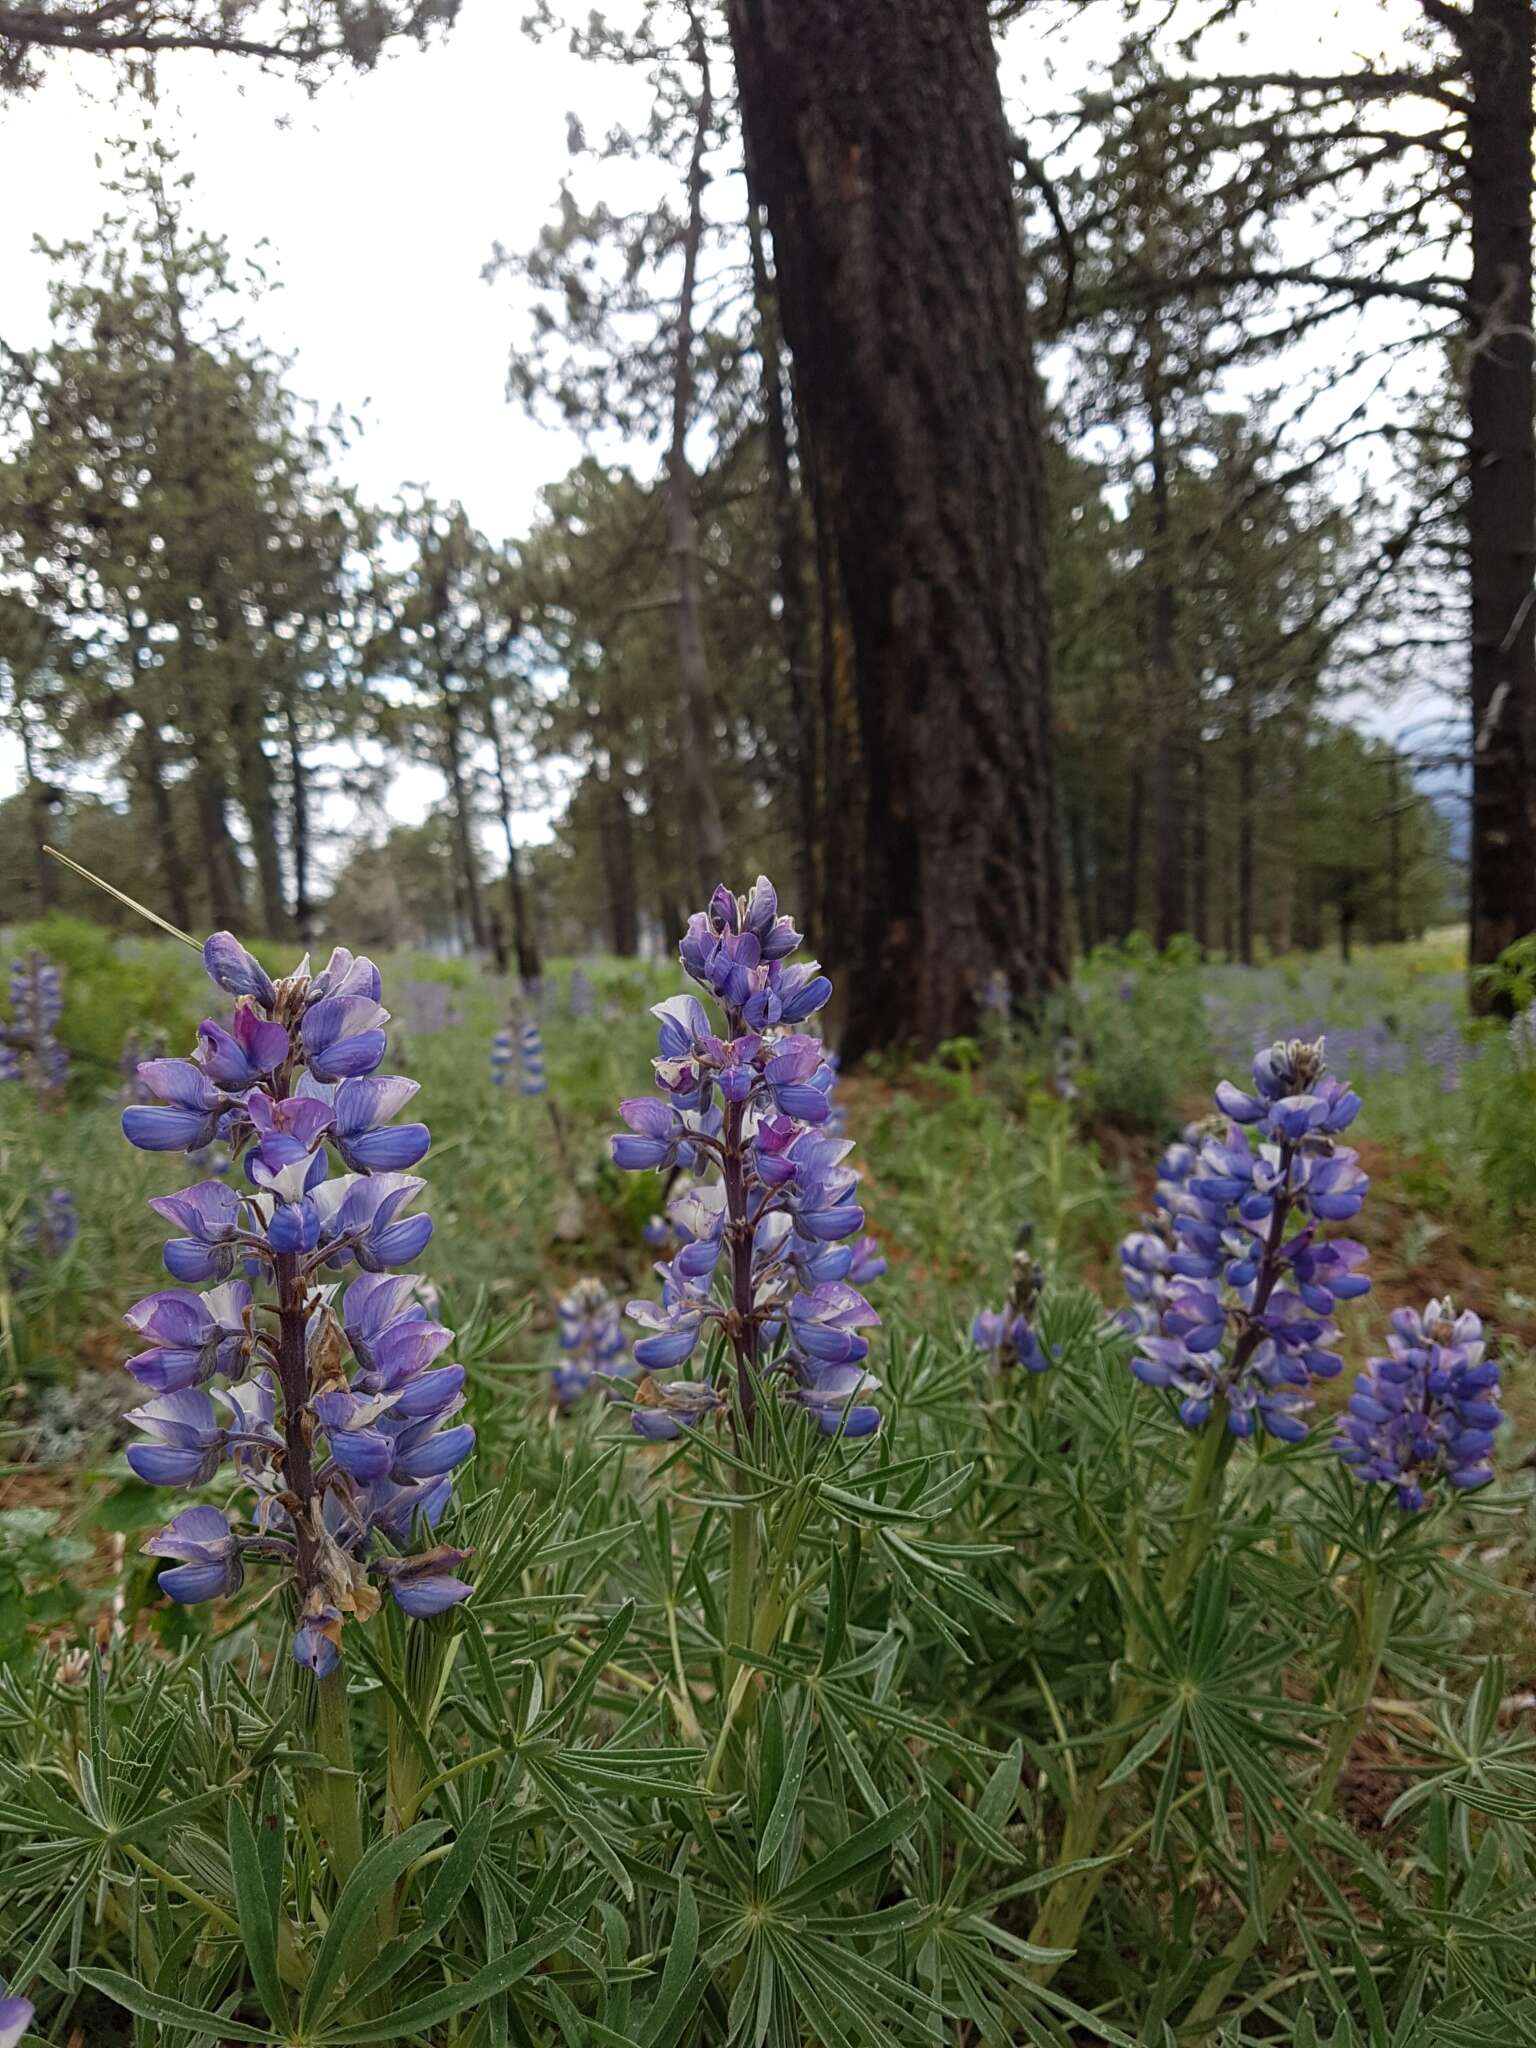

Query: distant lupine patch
[1130,1039,1370,1441]
[568,967,594,1019]
[610,875,882,1440]
[1336,1299,1501,1509]
[121,934,472,1678]
[552,1278,631,1407]
[398,979,456,1036]
[2,950,67,1097]
[6,1183,78,1284]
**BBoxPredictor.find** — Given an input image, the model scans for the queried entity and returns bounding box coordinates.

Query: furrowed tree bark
[727,0,1064,1056]
[1466,0,1536,999]
[667,4,728,900]
[745,138,820,924]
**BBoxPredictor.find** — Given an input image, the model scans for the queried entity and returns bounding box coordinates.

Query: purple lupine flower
[611,876,882,1441]
[1336,1299,1501,1509]
[972,1308,1049,1373]
[552,1277,631,1407]
[2,950,68,1098]
[1130,1038,1370,1443]
[490,1026,514,1086]
[122,935,472,1676]
[0,1993,33,2048]
[519,1020,547,1097]
[1118,1130,1202,1337]
[143,1503,246,1603]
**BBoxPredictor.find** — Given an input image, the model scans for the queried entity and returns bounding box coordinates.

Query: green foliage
[0,932,1533,2045]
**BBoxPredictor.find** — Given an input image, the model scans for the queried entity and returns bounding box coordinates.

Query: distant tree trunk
[1385,754,1406,943]
[599,762,639,956]
[285,696,314,945]
[728,0,1064,1055]
[482,690,541,982]
[1147,370,1186,948]
[17,720,54,915]
[1123,767,1144,937]
[1190,741,1208,954]
[129,636,192,934]
[667,5,729,900]
[176,653,245,932]
[745,141,819,921]
[1237,694,1256,966]
[1067,805,1094,951]
[439,690,488,951]
[1466,0,1536,1003]
[230,689,288,937]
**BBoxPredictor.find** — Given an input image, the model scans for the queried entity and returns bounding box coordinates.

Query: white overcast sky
[0,0,1452,842]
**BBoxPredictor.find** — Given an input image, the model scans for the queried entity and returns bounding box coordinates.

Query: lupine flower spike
[2,950,68,1097]
[519,1021,547,1097]
[1129,1038,1370,1441]
[553,1278,632,1407]
[1336,1299,1501,1509]
[973,1227,1049,1373]
[122,935,473,1676]
[610,876,882,1440]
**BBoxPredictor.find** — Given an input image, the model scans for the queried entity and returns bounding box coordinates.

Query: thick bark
[482,688,541,982]
[1466,0,1536,998]
[285,696,314,944]
[439,690,488,952]
[667,7,729,898]
[728,0,1064,1055]
[745,141,819,920]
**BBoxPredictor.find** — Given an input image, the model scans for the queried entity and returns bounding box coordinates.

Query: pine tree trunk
[286,697,314,945]
[1123,767,1144,938]
[1466,0,1536,1000]
[728,0,1064,1055]
[599,763,639,956]
[129,635,193,934]
[746,146,820,923]
[231,689,288,937]
[1237,691,1256,966]
[1148,375,1186,948]
[482,690,542,982]
[667,8,729,899]
[18,722,54,915]
[439,692,488,952]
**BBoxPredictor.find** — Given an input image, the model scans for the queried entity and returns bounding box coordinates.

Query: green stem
[1181,1561,1396,2035]
[1027,1413,1236,1973]
[712,1459,761,1792]
[307,1664,364,1889]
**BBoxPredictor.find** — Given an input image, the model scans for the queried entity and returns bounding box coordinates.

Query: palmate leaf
[317,1922,577,2043]
[298,1819,445,2028]
[336,1801,495,2012]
